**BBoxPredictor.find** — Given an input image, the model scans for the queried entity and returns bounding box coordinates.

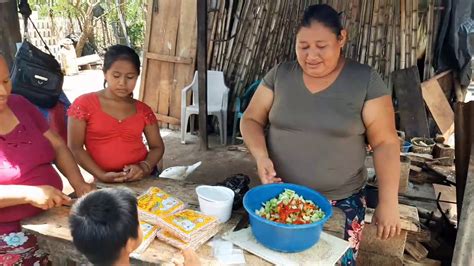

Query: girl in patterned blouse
[68,45,165,183]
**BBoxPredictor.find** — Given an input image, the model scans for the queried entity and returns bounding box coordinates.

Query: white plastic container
[196,185,234,223]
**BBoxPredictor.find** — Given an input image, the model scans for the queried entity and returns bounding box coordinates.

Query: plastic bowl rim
[243,183,333,229]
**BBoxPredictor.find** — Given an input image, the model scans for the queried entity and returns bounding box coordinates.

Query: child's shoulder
[135,99,154,113]
[73,92,98,104]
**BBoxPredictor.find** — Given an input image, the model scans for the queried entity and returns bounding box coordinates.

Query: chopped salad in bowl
[256,189,325,224]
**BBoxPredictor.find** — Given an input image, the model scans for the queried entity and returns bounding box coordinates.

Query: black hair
[69,188,139,265]
[298,4,343,37]
[103,45,141,74]
[102,45,140,90]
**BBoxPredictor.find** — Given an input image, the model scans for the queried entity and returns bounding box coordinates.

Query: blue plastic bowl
[402,141,412,153]
[243,183,333,253]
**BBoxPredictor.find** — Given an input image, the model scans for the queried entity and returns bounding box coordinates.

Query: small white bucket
[196,185,234,223]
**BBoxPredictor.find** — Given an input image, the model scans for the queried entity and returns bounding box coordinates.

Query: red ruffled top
[67,93,157,172]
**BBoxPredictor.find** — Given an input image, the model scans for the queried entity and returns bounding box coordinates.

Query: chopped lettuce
[255,189,325,224]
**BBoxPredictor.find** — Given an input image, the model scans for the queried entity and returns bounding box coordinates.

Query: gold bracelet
[139,160,152,173]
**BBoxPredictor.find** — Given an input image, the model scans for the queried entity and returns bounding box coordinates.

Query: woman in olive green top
[241,4,401,265]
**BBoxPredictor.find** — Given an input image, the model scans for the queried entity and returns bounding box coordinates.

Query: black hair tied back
[298,4,343,36]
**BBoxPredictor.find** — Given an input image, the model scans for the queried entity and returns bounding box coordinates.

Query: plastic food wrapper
[132,221,160,255]
[159,161,202,181]
[156,225,220,250]
[157,209,219,243]
[137,187,185,224]
[211,238,246,265]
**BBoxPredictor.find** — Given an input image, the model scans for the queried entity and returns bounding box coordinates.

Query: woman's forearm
[54,145,87,187]
[70,147,106,180]
[142,146,164,174]
[240,117,270,160]
[373,141,400,204]
[0,185,32,208]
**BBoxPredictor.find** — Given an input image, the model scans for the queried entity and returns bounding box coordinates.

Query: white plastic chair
[181,71,229,145]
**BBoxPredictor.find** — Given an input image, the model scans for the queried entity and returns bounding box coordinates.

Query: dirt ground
[61,70,261,192]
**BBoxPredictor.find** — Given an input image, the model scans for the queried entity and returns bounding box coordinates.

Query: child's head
[69,188,142,265]
[102,45,140,98]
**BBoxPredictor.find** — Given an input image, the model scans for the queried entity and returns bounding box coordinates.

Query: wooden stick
[367,0,379,66]
[360,0,373,64]
[423,0,434,80]
[411,0,418,66]
[385,0,395,79]
[400,0,406,69]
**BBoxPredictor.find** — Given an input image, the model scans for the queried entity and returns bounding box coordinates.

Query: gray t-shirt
[262,59,390,200]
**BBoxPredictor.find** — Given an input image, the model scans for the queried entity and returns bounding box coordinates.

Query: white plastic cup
[196,185,234,223]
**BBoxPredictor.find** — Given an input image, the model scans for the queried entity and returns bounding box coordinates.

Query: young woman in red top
[68,45,164,183]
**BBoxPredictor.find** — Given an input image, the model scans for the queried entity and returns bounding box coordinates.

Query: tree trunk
[116,0,131,47]
[75,5,95,57]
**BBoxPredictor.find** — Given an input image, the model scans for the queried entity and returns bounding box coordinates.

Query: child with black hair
[69,187,200,266]
[68,45,165,184]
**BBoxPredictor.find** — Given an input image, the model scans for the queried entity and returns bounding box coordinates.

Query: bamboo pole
[367,0,380,67]
[423,0,434,80]
[406,0,412,67]
[385,0,394,80]
[374,0,385,71]
[400,0,406,69]
[411,0,418,66]
[360,0,373,64]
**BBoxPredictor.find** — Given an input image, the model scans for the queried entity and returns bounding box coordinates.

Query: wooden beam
[365,204,420,232]
[405,241,429,261]
[155,114,180,125]
[403,254,441,266]
[0,0,21,67]
[138,0,154,102]
[421,78,455,142]
[392,66,430,139]
[197,0,208,150]
[146,52,193,65]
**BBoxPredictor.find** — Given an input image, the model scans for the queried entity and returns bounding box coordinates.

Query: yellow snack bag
[137,187,185,224]
[132,221,160,255]
[158,209,219,242]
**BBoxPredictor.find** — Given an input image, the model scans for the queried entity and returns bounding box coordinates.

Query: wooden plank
[403,254,441,266]
[392,66,430,139]
[358,250,403,266]
[141,0,182,128]
[426,164,455,183]
[155,113,180,125]
[365,204,420,232]
[421,78,455,142]
[433,184,457,224]
[138,0,155,101]
[170,0,198,122]
[157,0,181,127]
[146,52,194,64]
[429,70,453,100]
[405,241,429,261]
[407,228,431,243]
[21,178,258,265]
[359,224,408,258]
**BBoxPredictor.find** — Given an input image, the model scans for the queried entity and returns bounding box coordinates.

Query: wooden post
[197,0,208,150]
[0,0,21,68]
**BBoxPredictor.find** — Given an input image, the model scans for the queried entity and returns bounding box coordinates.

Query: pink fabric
[0,95,62,235]
[48,101,68,143]
[67,93,157,172]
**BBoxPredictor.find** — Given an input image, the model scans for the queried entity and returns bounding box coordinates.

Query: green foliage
[29,0,146,49]
[124,0,146,50]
